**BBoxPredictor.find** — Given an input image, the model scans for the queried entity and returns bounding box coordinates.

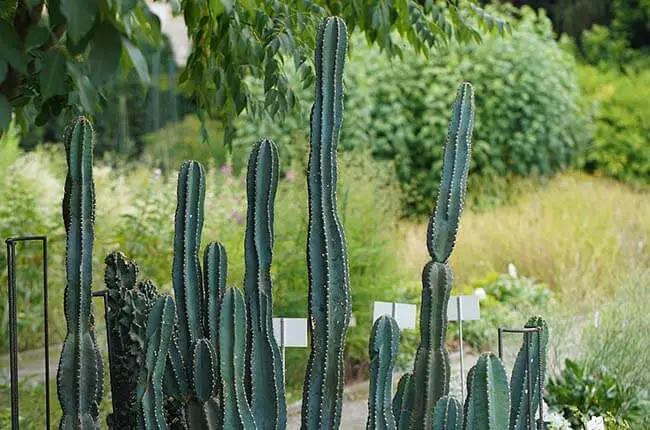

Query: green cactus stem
[427,82,475,264]
[243,139,286,429]
[302,16,352,430]
[433,396,463,430]
[105,251,159,429]
[464,353,510,430]
[509,316,549,430]
[392,373,414,430]
[203,241,227,347]
[409,82,475,430]
[219,288,256,429]
[366,316,400,430]
[138,295,176,430]
[56,117,104,429]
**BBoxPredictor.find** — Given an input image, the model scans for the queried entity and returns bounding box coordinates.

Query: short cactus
[138,295,176,430]
[464,353,510,430]
[243,139,286,429]
[392,373,414,430]
[219,287,256,429]
[409,82,475,430]
[105,252,159,429]
[509,316,549,430]
[302,16,352,430]
[56,117,104,429]
[366,315,400,430]
[433,396,463,430]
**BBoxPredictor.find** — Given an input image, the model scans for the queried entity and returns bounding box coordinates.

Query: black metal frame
[5,236,50,430]
[498,326,545,429]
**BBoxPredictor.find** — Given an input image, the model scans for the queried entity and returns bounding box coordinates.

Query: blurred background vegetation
[1,1,649,427]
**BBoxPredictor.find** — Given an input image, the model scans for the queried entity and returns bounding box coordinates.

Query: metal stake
[5,236,50,430]
[457,296,465,400]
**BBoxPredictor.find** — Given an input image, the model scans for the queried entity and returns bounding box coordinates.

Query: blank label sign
[272,318,308,348]
[447,296,480,321]
[372,301,417,329]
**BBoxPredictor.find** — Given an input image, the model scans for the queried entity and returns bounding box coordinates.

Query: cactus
[138,295,176,430]
[392,373,414,430]
[105,252,159,429]
[366,316,400,430]
[56,117,104,429]
[433,396,463,430]
[203,242,227,349]
[219,288,256,429]
[464,353,510,430]
[409,82,475,430]
[243,139,286,429]
[509,316,548,430]
[302,16,352,430]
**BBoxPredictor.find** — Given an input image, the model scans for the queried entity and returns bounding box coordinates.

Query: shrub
[545,358,648,428]
[578,64,650,185]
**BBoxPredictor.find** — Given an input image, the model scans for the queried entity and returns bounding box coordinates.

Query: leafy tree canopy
[0,0,508,142]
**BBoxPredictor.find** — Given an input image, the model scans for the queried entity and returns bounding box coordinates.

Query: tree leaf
[67,61,99,113]
[117,0,137,13]
[0,22,26,72]
[27,0,42,7]
[0,94,10,132]
[123,38,150,84]
[61,0,98,43]
[88,23,122,85]
[25,24,50,51]
[40,50,67,100]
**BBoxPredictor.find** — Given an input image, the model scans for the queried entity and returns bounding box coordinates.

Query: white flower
[474,288,487,300]
[508,262,518,278]
[547,411,571,430]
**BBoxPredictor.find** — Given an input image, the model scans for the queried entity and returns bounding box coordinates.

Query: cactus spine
[138,295,176,430]
[219,288,256,429]
[366,316,400,430]
[56,117,104,429]
[433,396,463,430]
[302,16,351,430]
[464,353,510,430]
[509,316,548,430]
[409,82,475,429]
[105,252,159,429]
[243,139,286,429]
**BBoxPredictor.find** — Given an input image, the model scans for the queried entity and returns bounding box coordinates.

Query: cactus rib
[433,396,463,430]
[392,373,414,430]
[464,353,510,430]
[302,16,351,430]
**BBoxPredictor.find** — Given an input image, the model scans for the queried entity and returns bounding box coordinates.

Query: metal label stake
[5,236,50,430]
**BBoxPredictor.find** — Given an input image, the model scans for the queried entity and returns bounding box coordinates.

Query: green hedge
[579,65,650,185]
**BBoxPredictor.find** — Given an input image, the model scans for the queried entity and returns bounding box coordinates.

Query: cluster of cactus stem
[365,81,550,429]
[54,15,549,430]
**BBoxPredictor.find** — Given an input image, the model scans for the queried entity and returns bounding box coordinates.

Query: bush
[545,358,648,428]
[578,64,650,185]
[345,7,587,215]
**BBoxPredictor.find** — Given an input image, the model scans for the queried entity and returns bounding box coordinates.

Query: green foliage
[56,117,104,428]
[451,272,551,351]
[578,65,650,185]
[0,0,504,139]
[344,6,586,215]
[545,358,648,429]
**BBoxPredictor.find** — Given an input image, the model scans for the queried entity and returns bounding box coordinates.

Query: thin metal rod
[497,328,504,359]
[6,241,19,430]
[42,238,51,430]
[526,332,534,430]
[457,297,465,400]
[280,318,286,384]
[537,326,544,428]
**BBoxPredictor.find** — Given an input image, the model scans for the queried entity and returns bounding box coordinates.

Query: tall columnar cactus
[409,82,475,429]
[366,316,400,430]
[203,242,227,349]
[464,353,510,430]
[105,252,159,429]
[433,396,463,430]
[509,316,549,430]
[56,117,104,429]
[138,295,176,430]
[302,16,352,430]
[218,287,256,429]
[167,160,219,428]
[243,139,286,429]
[392,374,414,430]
